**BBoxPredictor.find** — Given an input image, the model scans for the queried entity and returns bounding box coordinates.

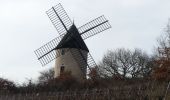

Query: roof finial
[73,18,75,25]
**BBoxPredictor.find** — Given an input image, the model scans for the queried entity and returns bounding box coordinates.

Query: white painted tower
[54,24,89,81]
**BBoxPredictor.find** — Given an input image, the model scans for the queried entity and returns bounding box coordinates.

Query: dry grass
[0,81,169,100]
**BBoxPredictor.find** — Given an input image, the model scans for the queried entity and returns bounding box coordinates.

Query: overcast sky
[0,0,170,83]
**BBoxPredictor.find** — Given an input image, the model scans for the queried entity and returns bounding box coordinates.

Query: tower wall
[54,48,88,81]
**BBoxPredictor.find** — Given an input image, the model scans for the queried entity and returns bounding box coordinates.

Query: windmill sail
[34,36,66,66]
[78,15,111,40]
[46,3,72,36]
[70,49,98,76]
[69,49,88,76]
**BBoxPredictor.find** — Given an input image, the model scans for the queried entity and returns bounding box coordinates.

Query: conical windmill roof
[56,24,89,52]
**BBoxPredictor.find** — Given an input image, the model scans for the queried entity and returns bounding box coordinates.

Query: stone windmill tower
[54,24,89,80]
[34,3,111,81]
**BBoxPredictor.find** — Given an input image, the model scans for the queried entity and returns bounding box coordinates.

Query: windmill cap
[56,24,89,52]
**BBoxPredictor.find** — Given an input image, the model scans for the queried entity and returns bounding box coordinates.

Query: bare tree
[157,19,170,49]
[152,19,170,80]
[98,48,153,79]
[88,67,100,80]
[38,68,55,83]
[0,78,16,93]
[130,49,154,78]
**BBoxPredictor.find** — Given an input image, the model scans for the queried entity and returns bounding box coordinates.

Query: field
[1,81,170,100]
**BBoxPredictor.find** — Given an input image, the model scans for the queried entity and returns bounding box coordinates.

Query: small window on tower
[61,49,65,55]
[60,65,65,73]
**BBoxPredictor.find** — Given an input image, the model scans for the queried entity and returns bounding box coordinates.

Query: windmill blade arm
[87,53,98,68]
[80,20,108,35]
[46,3,72,36]
[69,49,88,75]
[51,7,68,32]
[70,49,98,75]
[78,15,111,40]
[37,50,56,66]
[36,49,69,66]
[34,36,62,66]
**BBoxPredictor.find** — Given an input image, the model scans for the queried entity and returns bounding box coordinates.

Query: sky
[0,0,170,84]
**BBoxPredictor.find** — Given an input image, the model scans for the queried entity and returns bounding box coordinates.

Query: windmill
[34,3,111,80]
